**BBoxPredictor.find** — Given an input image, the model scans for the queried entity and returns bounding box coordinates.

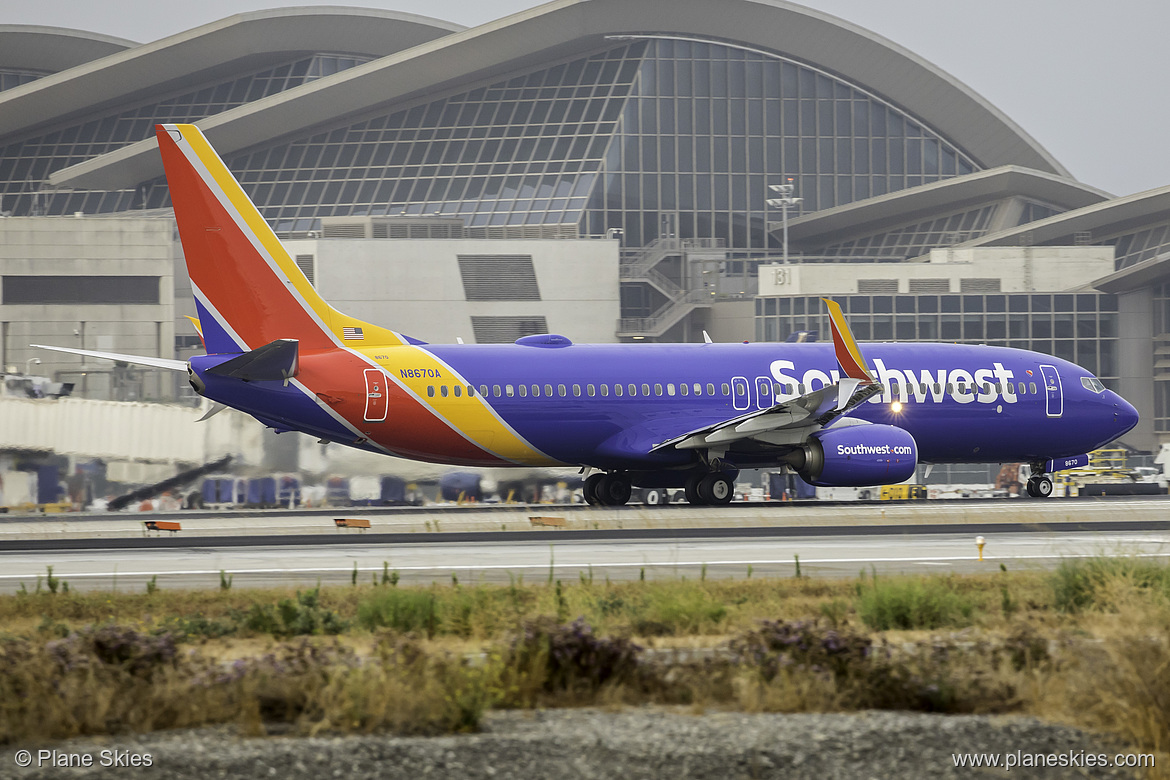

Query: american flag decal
[343,326,364,340]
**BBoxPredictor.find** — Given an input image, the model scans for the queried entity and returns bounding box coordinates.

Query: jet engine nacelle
[793,424,918,487]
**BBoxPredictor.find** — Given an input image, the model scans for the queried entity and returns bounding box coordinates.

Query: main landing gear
[1025,462,1054,498]
[683,472,734,506]
[583,472,631,506]
[583,471,733,506]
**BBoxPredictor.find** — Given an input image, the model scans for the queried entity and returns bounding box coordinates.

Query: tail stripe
[158,124,409,351]
[161,125,340,351]
[192,285,247,353]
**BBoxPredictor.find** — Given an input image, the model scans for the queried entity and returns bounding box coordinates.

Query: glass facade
[1013,216,1170,271]
[1155,282,1170,433]
[588,37,977,248]
[171,42,648,233]
[816,205,998,260]
[810,198,1068,261]
[113,36,982,247]
[1,54,370,216]
[0,68,46,93]
[1108,220,1170,269]
[755,292,1120,386]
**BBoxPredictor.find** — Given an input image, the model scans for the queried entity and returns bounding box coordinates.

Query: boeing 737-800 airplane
[36,124,1138,505]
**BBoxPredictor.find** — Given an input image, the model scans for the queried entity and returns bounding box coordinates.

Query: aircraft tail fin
[155,124,411,354]
[821,297,874,384]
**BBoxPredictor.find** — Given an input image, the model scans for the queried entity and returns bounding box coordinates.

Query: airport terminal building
[0,0,1167,452]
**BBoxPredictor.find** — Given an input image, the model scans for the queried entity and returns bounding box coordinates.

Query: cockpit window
[1081,376,1106,393]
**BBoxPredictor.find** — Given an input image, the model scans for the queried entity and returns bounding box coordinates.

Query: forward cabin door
[1039,364,1063,418]
[363,368,388,422]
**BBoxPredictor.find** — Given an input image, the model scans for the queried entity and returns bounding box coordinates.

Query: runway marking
[5,550,1170,579]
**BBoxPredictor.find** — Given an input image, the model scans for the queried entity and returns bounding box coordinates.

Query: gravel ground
[0,708,1143,779]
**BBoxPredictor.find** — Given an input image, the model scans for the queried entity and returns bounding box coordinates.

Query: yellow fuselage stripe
[362,345,554,465]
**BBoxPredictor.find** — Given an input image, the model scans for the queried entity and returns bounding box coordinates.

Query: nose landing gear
[1025,462,1054,498]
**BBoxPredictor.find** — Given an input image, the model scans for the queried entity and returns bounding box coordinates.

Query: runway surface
[2,515,1168,592]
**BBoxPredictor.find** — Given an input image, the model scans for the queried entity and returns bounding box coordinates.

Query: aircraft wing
[31,344,189,372]
[652,297,882,454]
[650,379,881,452]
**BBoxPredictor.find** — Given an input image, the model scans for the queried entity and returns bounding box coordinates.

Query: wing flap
[651,376,885,453]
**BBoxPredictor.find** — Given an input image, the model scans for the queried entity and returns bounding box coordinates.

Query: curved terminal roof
[778,166,1109,248]
[0,7,463,142]
[0,25,136,74]
[959,185,1170,250]
[50,0,1070,191]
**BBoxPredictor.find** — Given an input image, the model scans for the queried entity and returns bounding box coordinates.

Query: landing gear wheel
[596,473,632,506]
[1025,475,1054,498]
[684,475,703,505]
[583,473,604,506]
[698,473,733,505]
[1035,475,1053,498]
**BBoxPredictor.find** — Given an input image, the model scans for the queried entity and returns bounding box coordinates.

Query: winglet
[821,298,874,384]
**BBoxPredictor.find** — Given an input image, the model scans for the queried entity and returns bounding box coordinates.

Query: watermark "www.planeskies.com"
[953,750,1154,771]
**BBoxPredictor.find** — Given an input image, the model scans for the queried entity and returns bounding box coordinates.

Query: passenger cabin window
[545,384,554,396]
[1030,382,1037,394]
[559,384,568,397]
[493,384,502,397]
[642,383,651,396]
[694,383,702,396]
[628,384,637,396]
[680,383,689,396]
[427,386,435,398]
[1018,382,1025,394]
[587,384,595,397]
[721,383,730,395]
[531,384,540,397]
[667,383,675,396]
[601,384,609,397]
[573,384,581,397]
[505,384,514,397]
[453,386,461,397]
[441,386,449,398]
[706,383,715,396]
[654,384,663,396]
[615,384,623,397]
[519,385,527,397]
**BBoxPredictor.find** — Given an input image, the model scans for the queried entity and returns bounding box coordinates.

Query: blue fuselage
[415,341,1137,470]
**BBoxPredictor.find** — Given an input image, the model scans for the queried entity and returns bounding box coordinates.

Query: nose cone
[1110,392,1139,437]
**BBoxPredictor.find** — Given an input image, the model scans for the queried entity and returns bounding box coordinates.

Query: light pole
[767,179,802,264]
[25,357,40,375]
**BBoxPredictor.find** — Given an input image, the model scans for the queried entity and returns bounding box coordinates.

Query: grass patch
[855,572,977,631]
[1050,556,1170,613]
[357,588,439,635]
[7,556,1170,766]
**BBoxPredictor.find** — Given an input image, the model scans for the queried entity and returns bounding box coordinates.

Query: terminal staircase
[616,238,719,340]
